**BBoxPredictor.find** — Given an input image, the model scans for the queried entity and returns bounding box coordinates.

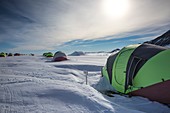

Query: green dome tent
[43,53,47,56]
[0,52,6,57]
[43,52,53,57]
[102,43,170,104]
[46,52,53,57]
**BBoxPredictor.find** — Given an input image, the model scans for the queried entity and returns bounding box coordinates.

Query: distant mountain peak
[145,30,170,47]
[69,51,85,56]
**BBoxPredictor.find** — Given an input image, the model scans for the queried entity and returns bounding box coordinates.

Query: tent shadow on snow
[37,88,110,112]
[54,65,103,72]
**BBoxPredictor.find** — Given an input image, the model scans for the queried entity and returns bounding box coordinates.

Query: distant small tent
[0,52,6,57]
[43,52,53,57]
[43,53,47,56]
[30,53,34,56]
[52,51,67,62]
[14,53,20,56]
[102,43,170,104]
[8,53,13,56]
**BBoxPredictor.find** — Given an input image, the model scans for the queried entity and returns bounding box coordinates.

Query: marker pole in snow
[84,71,88,85]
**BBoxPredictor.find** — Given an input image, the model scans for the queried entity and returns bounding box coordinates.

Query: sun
[102,0,130,18]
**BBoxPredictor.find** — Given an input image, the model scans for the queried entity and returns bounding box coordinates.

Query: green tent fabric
[102,44,140,93]
[102,43,170,94]
[43,52,53,57]
[0,52,6,57]
[131,49,170,91]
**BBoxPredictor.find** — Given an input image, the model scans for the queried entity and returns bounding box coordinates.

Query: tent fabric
[106,52,118,84]
[8,53,13,56]
[43,52,53,57]
[131,49,170,89]
[53,51,67,62]
[54,51,66,57]
[125,43,167,92]
[104,44,139,93]
[0,52,6,57]
[112,45,138,93]
[46,52,53,57]
[130,80,170,104]
[102,43,170,103]
[14,53,20,56]
[102,43,170,93]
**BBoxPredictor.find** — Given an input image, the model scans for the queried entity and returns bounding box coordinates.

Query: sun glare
[102,0,130,18]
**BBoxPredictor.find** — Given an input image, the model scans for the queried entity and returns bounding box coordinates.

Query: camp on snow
[52,51,67,62]
[102,43,170,104]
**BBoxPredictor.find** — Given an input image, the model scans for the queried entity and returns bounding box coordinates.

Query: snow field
[0,55,169,113]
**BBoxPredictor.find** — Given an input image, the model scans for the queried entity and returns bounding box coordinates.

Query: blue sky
[0,0,170,54]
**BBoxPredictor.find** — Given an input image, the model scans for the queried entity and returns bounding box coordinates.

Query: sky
[0,0,170,54]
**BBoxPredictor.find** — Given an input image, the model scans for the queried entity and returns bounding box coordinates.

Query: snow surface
[0,55,169,113]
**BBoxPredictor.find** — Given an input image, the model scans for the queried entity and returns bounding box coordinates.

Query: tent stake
[84,71,88,85]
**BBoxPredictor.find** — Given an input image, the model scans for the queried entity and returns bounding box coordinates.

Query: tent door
[125,56,142,91]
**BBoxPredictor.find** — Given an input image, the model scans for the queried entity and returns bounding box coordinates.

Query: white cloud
[0,0,169,51]
[8,44,54,53]
[129,36,155,42]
